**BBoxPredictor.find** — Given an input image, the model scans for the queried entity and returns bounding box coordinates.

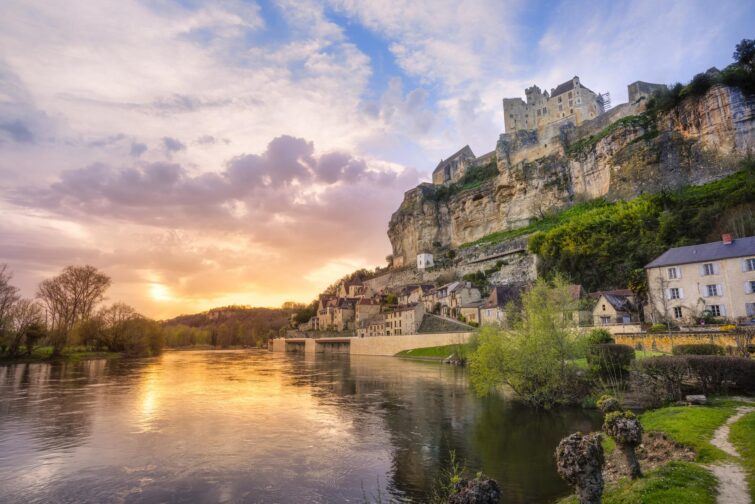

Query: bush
[587,344,635,377]
[672,344,725,356]
[631,356,690,406]
[587,328,614,346]
[686,355,755,395]
[632,355,755,405]
[648,323,668,333]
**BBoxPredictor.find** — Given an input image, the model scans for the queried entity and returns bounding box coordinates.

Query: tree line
[0,264,164,359]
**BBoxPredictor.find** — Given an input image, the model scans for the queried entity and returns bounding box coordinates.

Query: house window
[748,280,755,294]
[745,258,755,271]
[667,267,679,279]
[669,288,681,299]
[706,284,721,297]
[673,307,683,319]
[599,316,611,325]
[706,305,721,317]
[702,263,716,276]
[747,303,755,316]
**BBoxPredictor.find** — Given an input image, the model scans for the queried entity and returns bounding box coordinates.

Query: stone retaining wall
[614,332,739,353]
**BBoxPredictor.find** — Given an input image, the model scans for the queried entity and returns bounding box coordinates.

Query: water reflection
[0,351,600,503]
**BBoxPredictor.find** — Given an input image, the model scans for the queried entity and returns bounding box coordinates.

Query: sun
[149,283,172,302]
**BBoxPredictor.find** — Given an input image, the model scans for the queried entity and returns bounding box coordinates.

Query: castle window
[543,107,547,114]
[558,96,562,103]
[570,109,573,114]
[568,91,572,98]
[558,104,563,111]
[569,100,573,107]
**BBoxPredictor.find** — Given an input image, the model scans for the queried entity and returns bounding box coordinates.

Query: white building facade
[645,235,755,322]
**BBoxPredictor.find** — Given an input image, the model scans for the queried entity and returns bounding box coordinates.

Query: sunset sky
[1,0,753,319]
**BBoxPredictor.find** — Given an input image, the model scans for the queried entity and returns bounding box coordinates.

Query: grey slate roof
[645,236,755,268]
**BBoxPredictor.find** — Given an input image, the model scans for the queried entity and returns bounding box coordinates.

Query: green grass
[730,411,755,500]
[395,344,470,360]
[559,461,717,504]
[0,346,121,365]
[640,404,739,463]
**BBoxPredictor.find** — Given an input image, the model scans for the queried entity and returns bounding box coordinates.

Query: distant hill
[162,305,294,347]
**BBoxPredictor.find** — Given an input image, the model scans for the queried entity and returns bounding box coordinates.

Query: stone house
[479,284,523,327]
[384,303,425,336]
[338,279,365,298]
[357,314,386,338]
[398,284,434,306]
[446,282,482,318]
[417,253,434,270]
[645,235,755,322]
[503,76,605,133]
[333,298,356,331]
[592,290,637,326]
[355,298,381,325]
[460,301,484,325]
[431,145,476,185]
[317,295,337,331]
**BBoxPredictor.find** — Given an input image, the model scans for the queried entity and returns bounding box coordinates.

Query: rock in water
[447,478,502,504]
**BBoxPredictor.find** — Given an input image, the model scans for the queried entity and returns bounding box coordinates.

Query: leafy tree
[468,276,587,408]
[0,265,21,353]
[734,38,755,71]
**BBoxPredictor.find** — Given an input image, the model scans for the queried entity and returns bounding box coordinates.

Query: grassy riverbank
[395,343,470,360]
[730,410,755,500]
[0,346,122,365]
[559,398,753,503]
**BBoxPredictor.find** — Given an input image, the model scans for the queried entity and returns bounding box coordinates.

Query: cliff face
[388,85,754,264]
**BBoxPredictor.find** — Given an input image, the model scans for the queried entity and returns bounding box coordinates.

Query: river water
[0,350,600,503]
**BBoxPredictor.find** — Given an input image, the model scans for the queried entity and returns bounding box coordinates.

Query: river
[0,350,600,503]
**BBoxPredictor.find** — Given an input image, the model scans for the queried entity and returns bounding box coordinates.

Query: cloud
[130,142,147,157]
[162,137,186,153]
[0,120,35,144]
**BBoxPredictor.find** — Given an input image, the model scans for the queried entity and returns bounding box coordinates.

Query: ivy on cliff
[426,160,499,202]
[528,165,755,293]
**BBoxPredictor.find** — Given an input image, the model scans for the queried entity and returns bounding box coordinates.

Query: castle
[503,76,605,133]
[430,76,667,186]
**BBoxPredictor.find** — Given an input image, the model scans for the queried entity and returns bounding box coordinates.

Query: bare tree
[37,265,111,357]
[98,302,139,351]
[0,265,21,344]
[7,299,44,356]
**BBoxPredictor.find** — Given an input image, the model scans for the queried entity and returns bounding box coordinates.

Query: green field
[395,344,470,360]
[730,411,755,500]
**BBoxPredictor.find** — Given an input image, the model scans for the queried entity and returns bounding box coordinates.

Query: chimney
[722,233,733,245]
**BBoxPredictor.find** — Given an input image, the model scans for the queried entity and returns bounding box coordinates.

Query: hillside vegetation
[528,165,754,293]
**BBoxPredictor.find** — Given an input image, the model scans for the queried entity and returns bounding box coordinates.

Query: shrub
[586,344,635,377]
[632,355,755,404]
[686,355,755,395]
[631,356,690,406]
[587,328,614,346]
[672,344,725,356]
[720,325,737,331]
[648,323,668,333]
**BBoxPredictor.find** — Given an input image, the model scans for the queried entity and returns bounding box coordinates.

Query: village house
[591,289,637,326]
[317,295,337,331]
[357,314,386,338]
[431,145,475,185]
[338,279,366,299]
[398,284,434,306]
[479,285,524,327]
[355,298,381,325]
[333,298,356,331]
[417,253,434,270]
[384,303,425,336]
[645,235,755,322]
[446,282,482,318]
[460,300,484,325]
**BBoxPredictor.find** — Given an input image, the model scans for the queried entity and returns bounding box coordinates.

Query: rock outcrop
[388,85,754,265]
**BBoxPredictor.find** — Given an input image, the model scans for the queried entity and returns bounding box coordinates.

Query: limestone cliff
[388,85,754,264]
